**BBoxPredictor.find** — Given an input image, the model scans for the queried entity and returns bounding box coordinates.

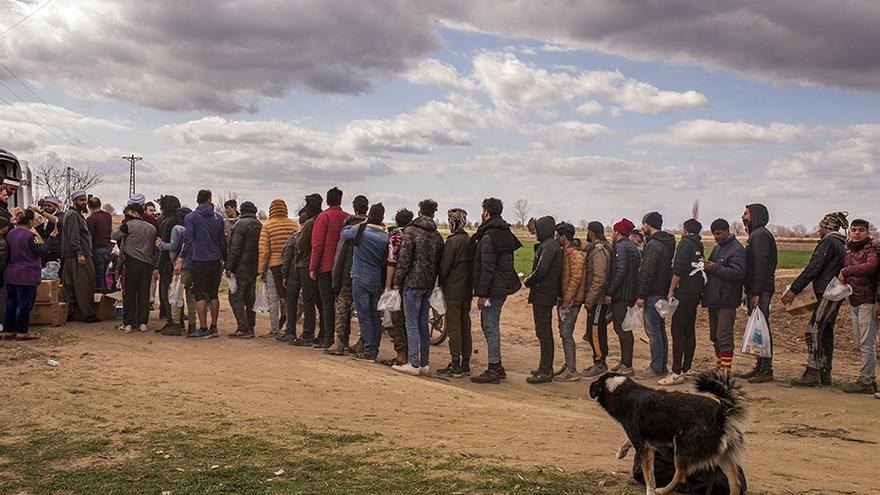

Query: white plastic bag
[254,282,270,313]
[224,272,238,295]
[168,274,185,307]
[822,277,852,302]
[654,297,679,319]
[42,260,61,280]
[429,287,447,315]
[382,310,393,328]
[377,289,401,312]
[622,306,644,333]
[741,308,772,358]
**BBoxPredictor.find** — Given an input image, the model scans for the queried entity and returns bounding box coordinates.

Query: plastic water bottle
[47,359,59,367]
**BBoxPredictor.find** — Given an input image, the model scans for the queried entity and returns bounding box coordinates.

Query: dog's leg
[640,445,657,495]
[656,460,686,495]
[616,437,632,459]
[719,457,742,495]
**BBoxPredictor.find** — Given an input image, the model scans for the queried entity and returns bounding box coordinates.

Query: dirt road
[1,274,877,495]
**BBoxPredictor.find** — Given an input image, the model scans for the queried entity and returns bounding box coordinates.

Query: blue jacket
[157,224,190,269]
[342,223,389,287]
[183,203,226,263]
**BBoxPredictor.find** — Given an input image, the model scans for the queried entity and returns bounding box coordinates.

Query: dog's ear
[589,379,603,400]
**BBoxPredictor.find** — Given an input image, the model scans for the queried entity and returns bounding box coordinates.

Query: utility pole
[121,154,142,198]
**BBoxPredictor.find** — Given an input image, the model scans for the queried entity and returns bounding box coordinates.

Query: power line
[0,93,73,143]
[0,0,55,37]
[0,79,88,146]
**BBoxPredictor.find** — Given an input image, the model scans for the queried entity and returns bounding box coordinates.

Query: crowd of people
[0,183,877,399]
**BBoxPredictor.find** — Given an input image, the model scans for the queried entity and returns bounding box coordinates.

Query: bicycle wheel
[430,308,447,345]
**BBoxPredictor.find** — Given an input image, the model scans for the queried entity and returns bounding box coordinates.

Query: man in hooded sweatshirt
[437,208,474,378]
[392,199,444,376]
[156,194,182,331]
[522,215,562,384]
[604,219,640,376]
[326,195,369,355]
[179,189,226,338]
[659,219,706,386]
[637,211,676,379]
[310,187,351,349]
[784,211,849,387]
[258,199,299,339]
[702,219,745,378]
[290,194,324,345]
[736,203,778,383]
[227,201,263,338]
[62,190,98,322]
[582,221,612,380]
[469,198,522,384]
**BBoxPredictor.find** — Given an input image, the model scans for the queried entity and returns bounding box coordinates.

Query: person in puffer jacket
[391,199,444,376]
[637,211,676,378]
[604,219,640,376]
[784,211,848,387]
[227,202,263,338]
[838,219,879,394]
[581,221,612,380]
[554,222,585,382]
[701,219,745,377]
[523,216,562,384]
[258,199,299,339]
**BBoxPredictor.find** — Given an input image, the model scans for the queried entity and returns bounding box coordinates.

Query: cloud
[536,120,609,142]
[425,0,880,91]
[0,0,441,112]
[575,100,604,116]
[472,52,572,108]
[405,59,478,93]
[630,119,812,147]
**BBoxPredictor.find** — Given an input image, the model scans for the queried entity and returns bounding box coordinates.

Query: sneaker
[552,367,567,378]
[202,326,219,339]
[554,369,581,382]
[734,367,759,380]
[120,325,134,333]
[275,333,293,343]
[259,331,278,339]
[791,367,821,387]
[617,366,635,377]
[437,363,462,377]
[582,364,608,381]
[188,328,207,339]
[313,339,333,350]
[526,372,553,384]
[419,366,431,376]
[290,338,311,346]
[471,369,501,384]
[638,368,666,381]
[875,392,880,400]
[658,372,686,386]
[391,363,421,376]
[496,366,508,380]
[842,381,875,394]
[748,369,774,384]
[138,324,149,333]
[160,325,183,336]
[351,352,377,362]
[683,369,699,379]
[460,365,471,377]
[228,331,254,339]
[609,363,625,373]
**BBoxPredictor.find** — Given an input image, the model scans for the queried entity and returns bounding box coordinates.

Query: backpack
[633,446,746,495]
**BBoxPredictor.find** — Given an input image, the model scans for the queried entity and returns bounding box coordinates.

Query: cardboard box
[784,283,818,315]
[36,279,61,304]
[30,302,67,327]
[93,292,121,321]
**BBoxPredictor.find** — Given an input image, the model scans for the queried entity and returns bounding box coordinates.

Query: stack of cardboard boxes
[30,279,66,327]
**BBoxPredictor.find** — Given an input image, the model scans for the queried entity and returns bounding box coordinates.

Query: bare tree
[257,210,268,221]
[512,199,533,228]
[215,191,240,215]
[790,224,808,238]
[102,203,116,215]
[35,156,103,200]
[731,220,746,236]
[578,219,589,231]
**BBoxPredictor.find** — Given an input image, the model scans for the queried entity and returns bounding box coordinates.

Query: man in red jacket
[310,187,351,349]
[839,219,879,394]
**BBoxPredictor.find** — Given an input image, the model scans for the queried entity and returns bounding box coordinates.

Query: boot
[842,380,875,394]
[734,366,759,380]
[791,367,821,387]
[819,369,832,387]
[748,368,774,384]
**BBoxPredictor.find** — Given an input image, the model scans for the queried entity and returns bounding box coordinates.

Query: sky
[1,0,879,228]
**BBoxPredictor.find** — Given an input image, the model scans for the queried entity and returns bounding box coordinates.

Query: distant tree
[513,199,533,228]
[791,224,808,237]
[731,220,746,236]
[102,203,116,215]
[257,210,268,221]
[578,219,589,231]
[215,191,240,215]
[35,156,103,200]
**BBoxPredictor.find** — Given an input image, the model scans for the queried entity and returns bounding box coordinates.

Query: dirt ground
[1,270,878,495]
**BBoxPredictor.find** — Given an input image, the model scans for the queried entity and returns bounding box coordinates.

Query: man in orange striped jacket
[555,222,585,382]
[258,199,299,338]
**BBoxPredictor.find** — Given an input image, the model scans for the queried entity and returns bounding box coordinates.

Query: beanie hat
[240,201,257,214]
[69,190,87,201]
[819,211,849,232]
[587,221,605,240]
[683,218,702,235]
[613,218,636,236]
[128,193,146,206]
[642,211,663,230]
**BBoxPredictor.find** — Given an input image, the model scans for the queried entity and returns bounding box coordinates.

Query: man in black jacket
[227,202,263,338]
[783,211,849,387]
[156,195,181,332]
[470,198,522,384]
[524,216,562,384]
[637,211,676,378]
[736,203,778,383]
[702,219,745,378]
[603,218,640,376]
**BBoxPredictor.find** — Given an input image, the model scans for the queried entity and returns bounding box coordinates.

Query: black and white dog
[589,371,747,495]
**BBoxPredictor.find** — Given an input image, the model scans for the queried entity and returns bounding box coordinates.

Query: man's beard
[77,204,88,213]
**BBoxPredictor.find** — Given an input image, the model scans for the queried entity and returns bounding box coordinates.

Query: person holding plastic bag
[659,219,705,386]
[391,200,444,376]
[382,208,414,366]
[603,219,641,377]
[522,216,563,385]
[636,211,676,380]
[782,211,848,387]
[226,202,263,339]
[552,222,584,382]
[701,219,745,378]
[436,208,474,378]
[342,203,389,361]
[157,207,194,335]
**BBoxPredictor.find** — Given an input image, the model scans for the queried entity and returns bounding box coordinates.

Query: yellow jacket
[258,199,299,272]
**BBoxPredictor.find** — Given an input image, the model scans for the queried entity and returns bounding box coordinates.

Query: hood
[196,203,215,218]
[410,216,437,231]
[269,199,288,219]
[534,215,556,243]
[344,214,366,227]
[647,230,676,252]
[746,203,769,231]
[159,195,181,216]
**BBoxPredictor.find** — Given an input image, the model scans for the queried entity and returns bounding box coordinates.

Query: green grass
[0,425,611,495]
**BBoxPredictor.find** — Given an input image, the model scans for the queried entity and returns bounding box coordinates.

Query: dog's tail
[694,371,747,424]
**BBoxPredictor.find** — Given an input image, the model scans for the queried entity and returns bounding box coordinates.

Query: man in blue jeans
[636,211,675,379]
[342,203,389,361]
[391,199,444,376]
[470,198,523,384]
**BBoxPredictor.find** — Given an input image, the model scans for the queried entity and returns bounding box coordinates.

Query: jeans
[353,280,383,357]
[123,258,152,326]
[445,299,472,365]
[708,307,736,369]
[585,305,609,365]
[611,300,634,367]
[267,267,287,333]
[557,305,581,373]
[747,291,773,371]
[229,276,256,332]
[404,288,432,367]
[643,295,668,374]
[670,298,699,374]
[851,303,878,385]
[533,304,555,374]
[317,271,335,344]
[480,296,506,364]
[4,284,37,333]
[93,247,112,290]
